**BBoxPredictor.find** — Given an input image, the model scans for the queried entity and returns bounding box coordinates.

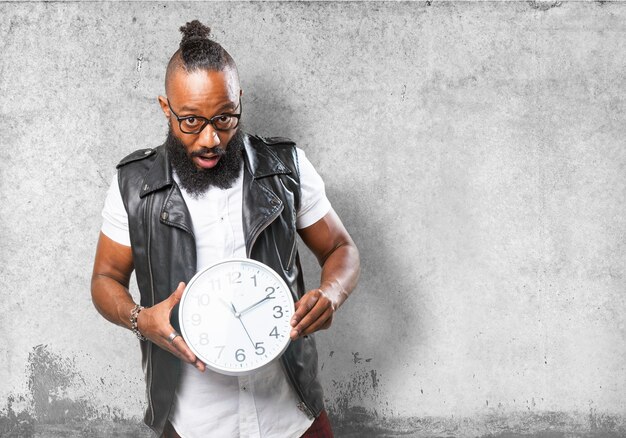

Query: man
[91,20,360,438]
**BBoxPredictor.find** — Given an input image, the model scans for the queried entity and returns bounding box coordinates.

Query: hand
[290,288,335,340]
[136,282,206,372]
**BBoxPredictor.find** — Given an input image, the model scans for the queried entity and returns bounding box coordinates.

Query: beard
[165,126,245,197]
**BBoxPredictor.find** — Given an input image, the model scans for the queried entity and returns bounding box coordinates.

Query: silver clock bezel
[179,258,295,376]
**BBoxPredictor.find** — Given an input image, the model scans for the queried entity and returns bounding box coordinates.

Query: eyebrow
[178,102,238,115]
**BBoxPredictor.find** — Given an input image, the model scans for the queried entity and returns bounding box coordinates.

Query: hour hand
[217,295,237,316]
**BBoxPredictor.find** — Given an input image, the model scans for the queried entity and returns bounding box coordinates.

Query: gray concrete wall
[1,1,625,437]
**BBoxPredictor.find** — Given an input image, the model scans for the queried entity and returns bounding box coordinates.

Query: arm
[289,209,360,339]
[91,232,205,371]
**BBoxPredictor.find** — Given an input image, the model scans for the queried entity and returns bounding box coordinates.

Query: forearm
[91,274,136,330]
[288,210,360,337]
[318,241,360,310]
[289,240,360,339]
[91,275,206,370]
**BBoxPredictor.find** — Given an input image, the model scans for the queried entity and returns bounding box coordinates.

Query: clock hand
[231,302,256,349]
[217,295,237,317]
[237,291,275,317]
[233,312,256,349]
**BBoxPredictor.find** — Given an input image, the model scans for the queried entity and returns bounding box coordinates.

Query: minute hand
[237,292,274,317]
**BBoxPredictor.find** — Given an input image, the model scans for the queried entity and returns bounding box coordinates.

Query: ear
[158,95,170,118]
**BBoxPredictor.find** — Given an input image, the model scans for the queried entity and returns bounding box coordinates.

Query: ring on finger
[167,331,180,343]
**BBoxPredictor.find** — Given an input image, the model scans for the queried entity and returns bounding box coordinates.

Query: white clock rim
[179,258,295,376]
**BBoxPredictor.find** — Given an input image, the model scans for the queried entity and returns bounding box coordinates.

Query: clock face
[179,258,294,376]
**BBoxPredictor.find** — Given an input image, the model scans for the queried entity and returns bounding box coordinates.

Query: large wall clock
[179,258,295,375]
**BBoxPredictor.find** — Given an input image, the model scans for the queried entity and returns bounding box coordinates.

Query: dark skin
[91,65,360,372]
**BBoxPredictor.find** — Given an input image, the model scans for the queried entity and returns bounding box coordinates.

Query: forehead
[167,68,240,112]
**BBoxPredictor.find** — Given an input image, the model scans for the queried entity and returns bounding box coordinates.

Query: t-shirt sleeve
[101,172,132,247]
[296,148,332,229]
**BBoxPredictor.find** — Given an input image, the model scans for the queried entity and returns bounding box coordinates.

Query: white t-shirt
[101,147,331,438]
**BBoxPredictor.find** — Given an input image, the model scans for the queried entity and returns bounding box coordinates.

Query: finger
[295,305,333,338]
[170,282,186,304]
[292,291,329,327]
[161,330,206,372]
[165,344,205,372]
[299,307,333,337]
[193,358,206,372]
[171,335,206,372]
[158,338,191,363]
[290,299,332,339]
[291,292,320,327]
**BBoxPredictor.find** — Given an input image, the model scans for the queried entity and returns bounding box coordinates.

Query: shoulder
[116,147,158,169]
[115,145,165,199]
[255,135,296,148]
[245,134,300,176]
[115,146,164,184]
[248,135,297,157]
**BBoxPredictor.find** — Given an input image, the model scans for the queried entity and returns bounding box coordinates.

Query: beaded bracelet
[130,304,147,341]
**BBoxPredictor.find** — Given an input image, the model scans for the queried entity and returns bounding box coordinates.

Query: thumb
[170,282,186,304]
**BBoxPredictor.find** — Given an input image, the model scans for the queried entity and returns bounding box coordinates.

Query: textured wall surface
[1,2,625,437]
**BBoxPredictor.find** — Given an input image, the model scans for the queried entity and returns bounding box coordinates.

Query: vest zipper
[285,204,298,270]
[246,193,315,416]
[279,359,315,419]
[145,194,156,425]
[248,207,315,417]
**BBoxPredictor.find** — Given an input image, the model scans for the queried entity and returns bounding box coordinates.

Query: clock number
[214,345,225,359]
[250,274,257,287]
[197,294,210,306]
[273,306,283,318]
[199,333,209,345]
[191,314,202,326]
[269,326,279,338]
[228,271,242,284]
[255,342,265,355]
[235,348,246,362]
[209,278,221,291]
[265,287,275,298]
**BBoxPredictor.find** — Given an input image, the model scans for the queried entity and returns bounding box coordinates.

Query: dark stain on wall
[324,356,626,437]
[327,366,382,425]
[3,345,626,437]
[527,1,563,11]
[0,394,35,437]
[0,345,151,437]
[331,408,626,437]
[28,344,91,423]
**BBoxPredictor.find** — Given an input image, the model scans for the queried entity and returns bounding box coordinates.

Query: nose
[197,123,221,149]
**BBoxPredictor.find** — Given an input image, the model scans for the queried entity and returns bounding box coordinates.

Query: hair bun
[179,20,211,46]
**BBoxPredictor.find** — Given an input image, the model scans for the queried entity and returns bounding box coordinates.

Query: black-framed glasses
[167,99,242,134]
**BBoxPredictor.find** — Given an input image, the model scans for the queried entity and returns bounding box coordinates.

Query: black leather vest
[116,134,324,435]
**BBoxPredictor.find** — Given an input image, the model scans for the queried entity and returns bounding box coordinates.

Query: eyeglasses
[167,99,242,134]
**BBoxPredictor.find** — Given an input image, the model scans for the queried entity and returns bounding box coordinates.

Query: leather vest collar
[242,134,292,179]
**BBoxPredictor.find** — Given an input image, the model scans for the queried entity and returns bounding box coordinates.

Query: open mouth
[194,154,221,169]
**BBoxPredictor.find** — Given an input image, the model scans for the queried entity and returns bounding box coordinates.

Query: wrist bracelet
[130,304,147,341]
